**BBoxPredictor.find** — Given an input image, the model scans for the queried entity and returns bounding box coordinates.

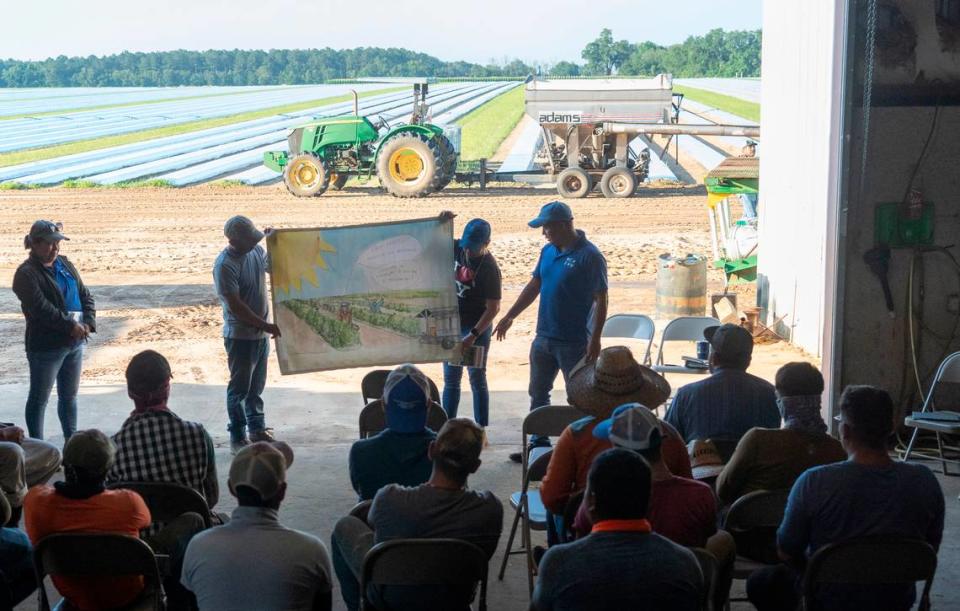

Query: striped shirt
[664,368,780,443]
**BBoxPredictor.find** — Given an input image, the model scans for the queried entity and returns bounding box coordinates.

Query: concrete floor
[4,382,958,610]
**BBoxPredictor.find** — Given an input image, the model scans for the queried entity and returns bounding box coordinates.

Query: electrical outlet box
[874,202,935,248]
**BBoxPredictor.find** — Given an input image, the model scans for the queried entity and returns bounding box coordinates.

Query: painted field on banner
[268,217,460,374]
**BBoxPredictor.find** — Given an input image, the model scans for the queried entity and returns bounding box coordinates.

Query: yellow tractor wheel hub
[388,148,424,182]
[290,159,320,189]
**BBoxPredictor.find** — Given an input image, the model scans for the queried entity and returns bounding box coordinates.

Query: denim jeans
[224,337,268,441]
[442,326,492,426]
[528,335,586,446]
[25,343,83,440]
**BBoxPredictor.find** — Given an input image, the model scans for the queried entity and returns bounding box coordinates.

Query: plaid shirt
[107,410,212,535]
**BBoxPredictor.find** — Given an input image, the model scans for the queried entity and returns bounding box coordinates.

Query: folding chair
[497,448,552,596]
[358,399,448,439]
[34,533,165,611]
[689,547,719,611]
[802,536,937,611]
[499,404,585,594]
[902,350,960,474]
[654,316,720,374]
[107,481,213,529]
[360,538,489,611]
[601,314,656,365]
[361,369,440,406]
[721,489,790,604]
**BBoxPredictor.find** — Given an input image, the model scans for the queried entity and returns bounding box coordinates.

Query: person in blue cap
[443,218,502,437]
[493,201,608,461]
[347,364,436,502]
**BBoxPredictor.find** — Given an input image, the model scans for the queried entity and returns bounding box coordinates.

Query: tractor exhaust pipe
[601,122,761,138]
[350,89,359,116]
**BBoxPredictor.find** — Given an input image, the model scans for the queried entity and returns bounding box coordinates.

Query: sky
[2,0,761,65]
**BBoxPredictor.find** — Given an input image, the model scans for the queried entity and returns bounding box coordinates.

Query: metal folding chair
[902,350,960,474]
[721,489,790,604]
[360,369,440,406]
[601,314,656,365]
[107,481,213,529]
[654,316,720,374]
[802,536,937,611]
[689,547,719,611]
[360,538,489,611]
[34,533,165,611]
[358,399,448,439]
[497,448,553,597]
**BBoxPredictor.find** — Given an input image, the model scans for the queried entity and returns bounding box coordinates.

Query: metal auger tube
[600,122,761,138]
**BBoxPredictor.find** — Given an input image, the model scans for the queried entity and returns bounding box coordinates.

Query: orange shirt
[540,419,693,514]
[24,485,151,611]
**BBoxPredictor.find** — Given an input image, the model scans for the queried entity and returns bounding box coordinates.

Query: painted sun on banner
[268,216,460,374]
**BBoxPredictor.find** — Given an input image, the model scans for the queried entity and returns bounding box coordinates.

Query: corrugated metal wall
[757,1,848,357]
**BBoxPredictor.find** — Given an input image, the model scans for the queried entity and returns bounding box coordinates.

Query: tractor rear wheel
[599,167,637,198]
[376,132,443,198]
[284,153,329,197]
[435,135,458,191]
[556,168,592,199]
[330,173,349,190]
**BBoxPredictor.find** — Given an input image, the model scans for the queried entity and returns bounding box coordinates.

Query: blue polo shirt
[533,230,607,343]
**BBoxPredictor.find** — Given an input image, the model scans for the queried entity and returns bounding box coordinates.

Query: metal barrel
[656,253,707,318]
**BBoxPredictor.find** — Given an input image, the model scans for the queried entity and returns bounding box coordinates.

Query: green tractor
[263,82,458,198]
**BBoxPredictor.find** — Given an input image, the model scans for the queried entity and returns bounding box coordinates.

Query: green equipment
[263,82,458,198]
[704,156,760,285]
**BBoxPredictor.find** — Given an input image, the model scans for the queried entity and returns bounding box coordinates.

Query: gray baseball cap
[224,215,264,244]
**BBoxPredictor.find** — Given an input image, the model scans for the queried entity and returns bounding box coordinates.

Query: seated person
[532,448,703,610]
[107,350,221,523]
[747,386,945,611]
[350,364,436,501]
[716,362,846,507]
[24,429,152,611]
[182,442,332,611]
[332,418,502,611]
[572,404,717,546]
[573,403,733,610]
[0,423,61,525]
[540,347,677,540]
[0,492,36,608]
[665,324,780,443]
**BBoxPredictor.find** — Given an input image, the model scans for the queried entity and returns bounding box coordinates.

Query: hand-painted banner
[268,216,460,374]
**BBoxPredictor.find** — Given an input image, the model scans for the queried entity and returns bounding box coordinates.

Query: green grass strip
[0,87,283,121]
[673,85,760,123]
[455,85,525,161]
[0,86,406,168]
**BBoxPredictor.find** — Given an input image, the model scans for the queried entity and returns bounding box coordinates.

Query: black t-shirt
[454,241,502,329]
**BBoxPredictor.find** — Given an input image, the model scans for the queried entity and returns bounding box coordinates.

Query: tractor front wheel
[329,173,349,191]
[284,153,330,197]
[376,132,443,198]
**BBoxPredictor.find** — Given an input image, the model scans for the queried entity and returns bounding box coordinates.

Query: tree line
[0,29,760,88]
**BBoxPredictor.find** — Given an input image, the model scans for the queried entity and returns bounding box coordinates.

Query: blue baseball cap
[528,201,573,228]
[383,364,430,433]
[460,219,491,253]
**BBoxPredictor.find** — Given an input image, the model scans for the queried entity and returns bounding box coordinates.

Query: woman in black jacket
[12,221,95,440]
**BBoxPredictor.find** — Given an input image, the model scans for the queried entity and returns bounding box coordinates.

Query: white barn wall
[757,1,848,357]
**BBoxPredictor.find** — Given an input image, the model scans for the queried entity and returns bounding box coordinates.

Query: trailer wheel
[556,168,592,199]
[284,153,329,197]
[599,167,637,198]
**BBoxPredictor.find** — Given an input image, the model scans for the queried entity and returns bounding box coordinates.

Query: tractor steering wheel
[376,115,390,131]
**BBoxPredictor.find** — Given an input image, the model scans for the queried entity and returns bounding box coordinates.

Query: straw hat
[566,346,671,418]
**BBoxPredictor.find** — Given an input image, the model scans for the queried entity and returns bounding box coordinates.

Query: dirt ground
[0,183,822,610]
